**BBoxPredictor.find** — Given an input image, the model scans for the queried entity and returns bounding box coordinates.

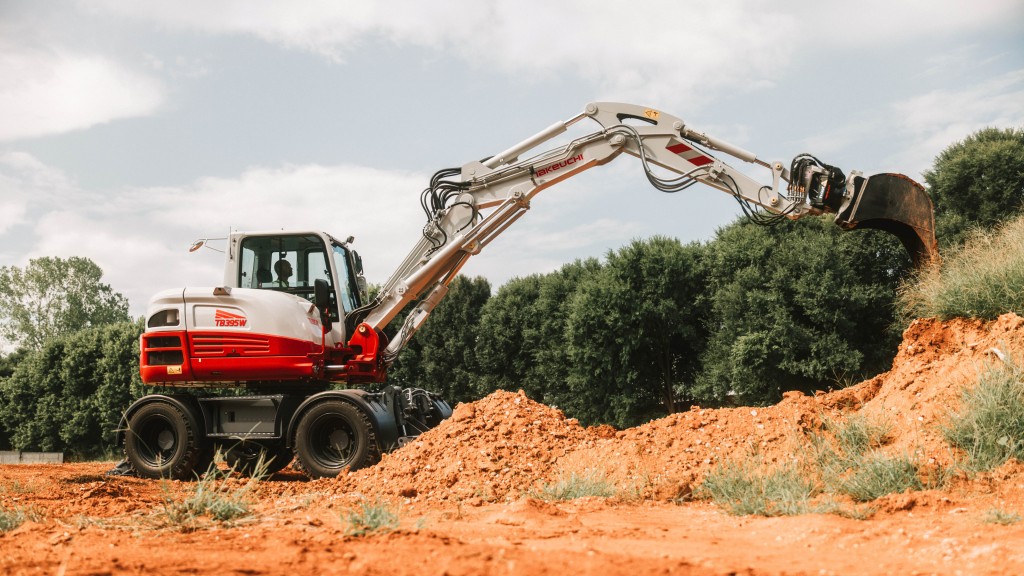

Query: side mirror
[313,279,333,332]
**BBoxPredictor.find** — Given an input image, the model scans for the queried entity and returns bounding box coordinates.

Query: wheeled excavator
[119,102,938,479]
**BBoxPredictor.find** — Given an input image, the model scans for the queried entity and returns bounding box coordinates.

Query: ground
[3,315,1024,575]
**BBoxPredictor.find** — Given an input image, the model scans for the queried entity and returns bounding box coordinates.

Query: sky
[1,0,1022,319]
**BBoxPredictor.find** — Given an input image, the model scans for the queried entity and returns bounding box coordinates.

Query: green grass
[0,505,42,532]
[0,506,27,532]
[835,452,923,502]
[983,509,1022,525]
[531,469,617,501]
[699,415,932,517]
[943,358,1024,472]
[342,499,400,536]
[159,454,269,531]
[899,215,1024,320]
[696,459,817,516]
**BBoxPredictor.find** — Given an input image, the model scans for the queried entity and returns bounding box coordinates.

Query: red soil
[3,314,1024,575]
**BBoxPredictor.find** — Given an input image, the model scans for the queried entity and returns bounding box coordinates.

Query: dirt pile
[339,390,600,502]
[340,313,1024,503]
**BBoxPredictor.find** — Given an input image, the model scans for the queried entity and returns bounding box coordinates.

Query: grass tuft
[899,215,1024,321]
[835,452,923,502]
[0,506,27,532]
[696,459,817,516]
[699,414,933,517]
[343,499,400,536]
[531,469,617,501]
[983,509,1022,525]
[943,357,1024,472]
[159,452,269,531]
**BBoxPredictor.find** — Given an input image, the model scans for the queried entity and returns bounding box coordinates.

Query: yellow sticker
[644,109,660,120]
[167,365,182,375]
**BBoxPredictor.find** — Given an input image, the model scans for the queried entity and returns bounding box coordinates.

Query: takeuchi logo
[214,309,247,327]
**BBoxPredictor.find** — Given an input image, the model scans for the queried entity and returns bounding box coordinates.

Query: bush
[0,321,146,457]
[943,357,1024,471]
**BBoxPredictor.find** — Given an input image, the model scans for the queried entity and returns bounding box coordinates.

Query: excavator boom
[355,102,938,364]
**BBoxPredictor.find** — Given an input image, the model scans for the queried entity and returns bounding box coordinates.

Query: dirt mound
[339,390,599,502]
[339,314,1024,503]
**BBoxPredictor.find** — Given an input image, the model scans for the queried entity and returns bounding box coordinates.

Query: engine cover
[140,287,330,385]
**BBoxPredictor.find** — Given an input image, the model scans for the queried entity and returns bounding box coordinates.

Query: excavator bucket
[834,173,939,268]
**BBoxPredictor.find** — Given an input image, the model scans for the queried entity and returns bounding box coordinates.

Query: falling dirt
[3,315,1024,575]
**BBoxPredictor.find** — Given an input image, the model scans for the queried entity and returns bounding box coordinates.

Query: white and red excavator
[119,102,937,479]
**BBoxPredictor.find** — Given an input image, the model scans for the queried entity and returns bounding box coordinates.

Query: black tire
[124,400,208,480]
[293,400,380,478]
[223,440,293,477]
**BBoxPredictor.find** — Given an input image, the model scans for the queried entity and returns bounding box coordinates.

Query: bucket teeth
[835,173,939,268]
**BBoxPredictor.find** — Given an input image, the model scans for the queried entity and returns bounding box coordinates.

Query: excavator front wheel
[293,399,381,478]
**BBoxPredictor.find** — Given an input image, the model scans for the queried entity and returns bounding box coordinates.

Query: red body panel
[140,330,321,384]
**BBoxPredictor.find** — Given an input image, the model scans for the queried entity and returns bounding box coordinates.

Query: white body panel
[146,287,332,346]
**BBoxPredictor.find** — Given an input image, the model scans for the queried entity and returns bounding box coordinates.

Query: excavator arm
[344,102,937,375]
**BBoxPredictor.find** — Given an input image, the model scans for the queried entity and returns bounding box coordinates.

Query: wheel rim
[307,412,356,470]
[135,414,179,468]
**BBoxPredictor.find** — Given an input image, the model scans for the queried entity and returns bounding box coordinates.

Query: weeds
[943,356,1024,472]
[699,414,930,517]
[696,459,817,516]
[899,215,1024,321]
[342,499,399,536]
[835,453,923,502]
[158,451,269,531]
[0,506,27,532]
[983,509,1022,525]
[531,469,617,501]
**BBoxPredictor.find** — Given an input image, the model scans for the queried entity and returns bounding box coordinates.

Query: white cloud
[0,46,164,142]
[3,151,713,316]
[88,0,1023,109]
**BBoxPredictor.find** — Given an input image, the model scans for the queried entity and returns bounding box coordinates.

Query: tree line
[388,217,911,428]
[1,126,1021,455]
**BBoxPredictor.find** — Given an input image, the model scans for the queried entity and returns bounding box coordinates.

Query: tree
[695,217,910,405]
[0,257,130,350]
[562,237,708,427]
[387,276,491,404]
[475,258,602,405]
[0,321,146,457]
[924,126,1024,247]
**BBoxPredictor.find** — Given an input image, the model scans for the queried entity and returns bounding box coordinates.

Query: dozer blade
[835,173,939,268]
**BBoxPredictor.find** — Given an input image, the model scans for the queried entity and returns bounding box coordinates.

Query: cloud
[2,151,718,316]
[89,0,1023,109]
[0,46,163,141]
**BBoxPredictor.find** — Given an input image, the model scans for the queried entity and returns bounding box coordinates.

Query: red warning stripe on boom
[667,141,713,167]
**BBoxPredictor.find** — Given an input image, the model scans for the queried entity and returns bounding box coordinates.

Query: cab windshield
[238,234,360,320]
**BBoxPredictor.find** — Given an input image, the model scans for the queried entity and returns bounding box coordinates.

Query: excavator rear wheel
[124,400,209,480]
[293,400,380,478]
